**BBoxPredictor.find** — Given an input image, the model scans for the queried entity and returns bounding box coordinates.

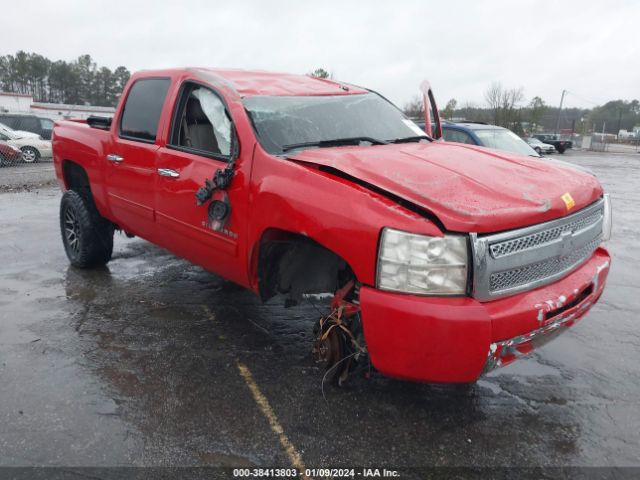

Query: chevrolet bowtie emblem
[559,230,574,258]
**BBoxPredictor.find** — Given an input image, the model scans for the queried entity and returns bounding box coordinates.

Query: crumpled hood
[289,142,603,233]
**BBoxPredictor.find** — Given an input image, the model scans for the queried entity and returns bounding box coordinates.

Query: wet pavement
[0,150,638,477]
[0,162,56,192]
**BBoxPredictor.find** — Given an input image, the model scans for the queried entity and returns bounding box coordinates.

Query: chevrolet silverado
[52,69,611,385]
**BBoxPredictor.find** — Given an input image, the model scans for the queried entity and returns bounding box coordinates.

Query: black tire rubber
[20,146,40,163]
[60,189,114,268]
[535,147,542,154]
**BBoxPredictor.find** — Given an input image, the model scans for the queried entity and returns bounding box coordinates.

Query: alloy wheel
[64,207,81,253]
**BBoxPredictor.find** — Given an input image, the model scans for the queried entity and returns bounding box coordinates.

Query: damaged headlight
[602,193,612,242]
[376,228,468,295]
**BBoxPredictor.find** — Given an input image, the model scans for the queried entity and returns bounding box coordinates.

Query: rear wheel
[20,146,40,163]
[60,189,114,268]
[534,147,542,154]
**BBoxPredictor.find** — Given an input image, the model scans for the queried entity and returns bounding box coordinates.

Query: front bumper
[360,247,610,383]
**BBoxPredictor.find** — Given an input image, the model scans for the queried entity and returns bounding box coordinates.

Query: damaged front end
[312,280,368,386]
[483,257,610,373]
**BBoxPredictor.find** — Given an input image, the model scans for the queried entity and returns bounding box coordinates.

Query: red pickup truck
[52,68,612,384]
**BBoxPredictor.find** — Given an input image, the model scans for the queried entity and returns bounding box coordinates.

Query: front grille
[489,235,601,292]
[490,208,603,258]
[471,198,604,301]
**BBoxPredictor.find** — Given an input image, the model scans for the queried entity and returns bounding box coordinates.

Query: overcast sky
[4,0,638,109]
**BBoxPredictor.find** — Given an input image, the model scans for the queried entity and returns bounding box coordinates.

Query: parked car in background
[533,133,572,153]
[435,121,541,157]
[0,140,23,166]
[0,130,52,163]
[0,121,41,139]
[0,114,54,140]
[525,137,556,155]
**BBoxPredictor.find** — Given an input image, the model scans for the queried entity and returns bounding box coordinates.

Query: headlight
[602,193,612,242]
[377,228,468,295]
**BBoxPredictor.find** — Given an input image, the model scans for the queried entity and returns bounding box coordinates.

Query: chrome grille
[470,198,604,301]
[490,209,603,258]
[489,235,601,292]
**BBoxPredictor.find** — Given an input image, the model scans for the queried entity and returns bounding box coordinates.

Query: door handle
[106,154,124,162]
[157,168,180,178]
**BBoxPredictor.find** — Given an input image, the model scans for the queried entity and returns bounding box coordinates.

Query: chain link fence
[589,133,640,153]
[0,143,53,167]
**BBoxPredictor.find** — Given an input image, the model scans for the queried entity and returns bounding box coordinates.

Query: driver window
[174,85,232,157]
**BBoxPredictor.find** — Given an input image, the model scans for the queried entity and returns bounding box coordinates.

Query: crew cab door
[153,82,250,286]
[420,80,442,139]
[105,77,171,239]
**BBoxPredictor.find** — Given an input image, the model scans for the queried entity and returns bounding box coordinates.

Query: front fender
[246,148,443,288]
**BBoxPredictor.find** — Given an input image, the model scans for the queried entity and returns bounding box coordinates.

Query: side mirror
[419,80,442,140]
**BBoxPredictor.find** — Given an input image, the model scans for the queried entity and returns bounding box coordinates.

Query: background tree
[309,68,331,79]
[484,81,524,129]
[442,98,457,120]
[528,96,546,133]
[402,95,424,119]
[588,99,640,134]
[0,50,130,107]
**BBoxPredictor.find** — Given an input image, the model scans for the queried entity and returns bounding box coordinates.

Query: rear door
[105,77,171,240]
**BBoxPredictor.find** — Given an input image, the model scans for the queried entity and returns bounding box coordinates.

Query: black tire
[557,146,565,154]
[20,146,40,163]
[535,147,542,154]
[60,189,114,268]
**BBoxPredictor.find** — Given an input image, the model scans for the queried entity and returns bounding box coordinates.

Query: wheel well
[62,160,90,191]
[256,229,355,305]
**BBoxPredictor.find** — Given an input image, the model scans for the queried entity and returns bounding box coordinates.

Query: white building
[0,92,33,112]
[0,91,115,120]
[30,102,115,121]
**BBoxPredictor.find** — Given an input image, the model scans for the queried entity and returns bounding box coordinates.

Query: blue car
[417,121,541,157]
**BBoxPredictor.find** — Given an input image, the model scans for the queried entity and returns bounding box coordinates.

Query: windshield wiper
[281,136,388,153]
[388,135,431,144]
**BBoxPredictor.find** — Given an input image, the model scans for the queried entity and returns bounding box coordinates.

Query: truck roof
[137,68,369,97]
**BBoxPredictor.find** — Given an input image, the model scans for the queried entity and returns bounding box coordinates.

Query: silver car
[525,137,556,155]
[0,129,52,163]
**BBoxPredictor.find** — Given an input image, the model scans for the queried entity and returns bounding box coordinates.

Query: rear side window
[19,117,39,132]
[40,118,54,130]
[119,78,170,142]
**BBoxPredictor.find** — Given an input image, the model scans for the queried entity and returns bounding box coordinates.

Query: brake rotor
[314,322,346,378]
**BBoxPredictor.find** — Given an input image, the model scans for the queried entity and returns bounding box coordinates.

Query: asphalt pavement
[0,150,638,479]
